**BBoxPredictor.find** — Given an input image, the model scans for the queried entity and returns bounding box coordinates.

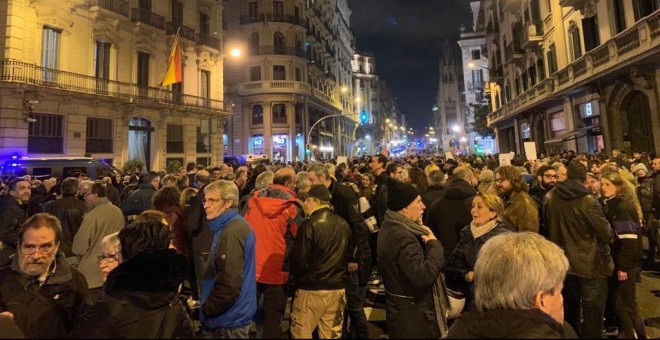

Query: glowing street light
[452,125,460,133]
[229,48,242,58]
[460,136,467,143]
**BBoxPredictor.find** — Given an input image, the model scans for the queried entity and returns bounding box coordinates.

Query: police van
[0,157,122,181]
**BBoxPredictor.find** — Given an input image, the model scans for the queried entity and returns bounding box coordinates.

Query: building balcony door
[128,118,153,171]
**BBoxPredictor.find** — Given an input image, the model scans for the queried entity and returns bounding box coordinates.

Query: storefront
[574,100,604,154]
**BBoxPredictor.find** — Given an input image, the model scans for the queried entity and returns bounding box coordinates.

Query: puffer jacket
[0,252,92,338]
[636,175,654,213]
[502,190,539,233]
[447,309,578,339]
[290,207,351,290]
[45,196,87,257]
[543,179,613,279]
[72,248,193,338]
[242,184,303,285]
[601,196,643,271]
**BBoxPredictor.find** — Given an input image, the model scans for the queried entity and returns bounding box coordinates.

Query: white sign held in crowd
[524,142,537,161]
[337,156,348,168]
[499,153,514,166]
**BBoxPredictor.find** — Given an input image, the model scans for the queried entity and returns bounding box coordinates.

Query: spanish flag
[160,30,182,87]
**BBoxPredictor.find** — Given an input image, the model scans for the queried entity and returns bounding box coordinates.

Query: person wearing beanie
[377,178,447,338]
[289,183,351,339]
[543,160,613,338]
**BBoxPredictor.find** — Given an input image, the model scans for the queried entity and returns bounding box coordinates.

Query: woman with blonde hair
[444,192,510,311]
[600,172,646,339]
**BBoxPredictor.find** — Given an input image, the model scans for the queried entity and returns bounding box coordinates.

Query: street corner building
[0,0,232,170]
[477,0,660,156]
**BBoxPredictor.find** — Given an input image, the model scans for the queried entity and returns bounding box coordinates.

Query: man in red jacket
[242,167,303,338]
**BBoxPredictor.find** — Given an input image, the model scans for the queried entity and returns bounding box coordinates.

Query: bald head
[195,170,211,186]
[274,168,296,190]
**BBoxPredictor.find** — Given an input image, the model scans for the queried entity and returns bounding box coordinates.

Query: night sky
[349,0,473,133]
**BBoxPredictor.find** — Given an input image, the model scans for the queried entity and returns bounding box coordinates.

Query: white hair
[474,232,569,311]
[99,232,120,252]
[205,180,239,208]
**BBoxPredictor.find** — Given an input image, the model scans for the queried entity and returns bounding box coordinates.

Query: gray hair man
[200,180,256,339]
[447,232,576,338]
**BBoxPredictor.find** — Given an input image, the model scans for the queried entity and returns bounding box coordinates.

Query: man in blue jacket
[200,180,256,339]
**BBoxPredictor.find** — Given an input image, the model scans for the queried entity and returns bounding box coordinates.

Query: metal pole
[306,113,344,161]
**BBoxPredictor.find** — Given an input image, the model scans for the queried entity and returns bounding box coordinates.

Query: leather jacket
[290,207,351,290]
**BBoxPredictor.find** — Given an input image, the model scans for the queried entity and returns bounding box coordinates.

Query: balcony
[486,20,499,37]
[166,23,196,42]
[487,9,660,127]
[520,20,544,49]
[196,33,220,51]
[235,80,311,96]
[311,88,342,109]
[239,14,266,24]
[0,59,231,114]
[251,45,306,58]
[559,0,589,11]
[266,13,307,27]
[89,0,129,17]
[504,42,524,64]
[131,8,165,30]
[501,0,521,12]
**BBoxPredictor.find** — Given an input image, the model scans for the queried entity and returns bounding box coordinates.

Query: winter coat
[444,222,509,306]
[529,181,550,237]
[425,179,477,255]
[502,190,539,233]
[636,175,654,213]
[185,183,214,255]
[72,249,193,338]
[653,171,660,219]
[242,185,302,285]
[601,196,643,271]
[27,184,55,216]
[377,213,445,339]
[72,198,124,289]
[447,309,578,339]
[45,196,87,258]
[0,252,92,338]
[421,185,444,222]
[120,183,156,217]
[201,209,257,330]
[372,172,389,225]
[0,195,28,265]
[543,179,613,279]
[329,179,372,284]
[290,207,351,290]
[105,184,121,208]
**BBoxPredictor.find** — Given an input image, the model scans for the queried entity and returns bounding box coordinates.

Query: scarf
[384,209,450,337]
[470,219,499,239]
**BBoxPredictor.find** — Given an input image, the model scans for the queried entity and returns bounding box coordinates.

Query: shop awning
[544,125,598,144]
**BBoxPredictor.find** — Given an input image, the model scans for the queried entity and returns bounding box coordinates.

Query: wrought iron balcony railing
[166,22,196,41]
[131,8,165,30]
[196,33,220,50]
[0,59,230,112]
[89,0,129,17]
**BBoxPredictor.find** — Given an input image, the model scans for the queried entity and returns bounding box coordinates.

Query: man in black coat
[529,165,558,237]
[184,169,212,298]
[72,221,192,338]
[45,178,87,259]
[421,169,445,222]
[120,171,160,220]
[0,178,31,265]
[0,213,92,338]
[425,166,477,255]
[307,163,372,339]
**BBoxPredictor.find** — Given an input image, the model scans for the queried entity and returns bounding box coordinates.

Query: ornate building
[223,0,357,162]
[483,0,659,155]
[0,0,231,170]
[436,41,467,153]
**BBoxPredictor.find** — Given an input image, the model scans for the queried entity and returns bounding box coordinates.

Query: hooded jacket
[201,209,257,329]
[0,252,92,338]
[447,309,578,339]
[72,249,193,338]
[543,180,613,279]
[600,196,643,271]
[45,196,87,258]
[425,179,477,255]
[242,184,302,285]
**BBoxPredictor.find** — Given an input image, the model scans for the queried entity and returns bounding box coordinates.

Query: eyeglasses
[202,198,222,206]
[98,253,118,262]
[543,174,559,179]
[21,244,54,255]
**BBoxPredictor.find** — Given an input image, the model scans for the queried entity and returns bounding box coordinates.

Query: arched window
[252,105,263,125]
[249,32,259,56]
[274,32,285,54]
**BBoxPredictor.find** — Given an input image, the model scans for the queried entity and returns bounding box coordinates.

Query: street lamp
[452,125,460,133]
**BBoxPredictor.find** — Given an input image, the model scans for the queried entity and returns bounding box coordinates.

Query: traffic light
[305,144,311,154]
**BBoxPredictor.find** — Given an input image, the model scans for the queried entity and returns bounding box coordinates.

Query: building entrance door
[128,118,153,171]
[621,90,654,154]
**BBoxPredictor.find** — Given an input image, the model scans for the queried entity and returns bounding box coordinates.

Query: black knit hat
[307,184,332,202]
[386,177,420,211]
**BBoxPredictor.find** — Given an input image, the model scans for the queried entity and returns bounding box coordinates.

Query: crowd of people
[0,148,657,339]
